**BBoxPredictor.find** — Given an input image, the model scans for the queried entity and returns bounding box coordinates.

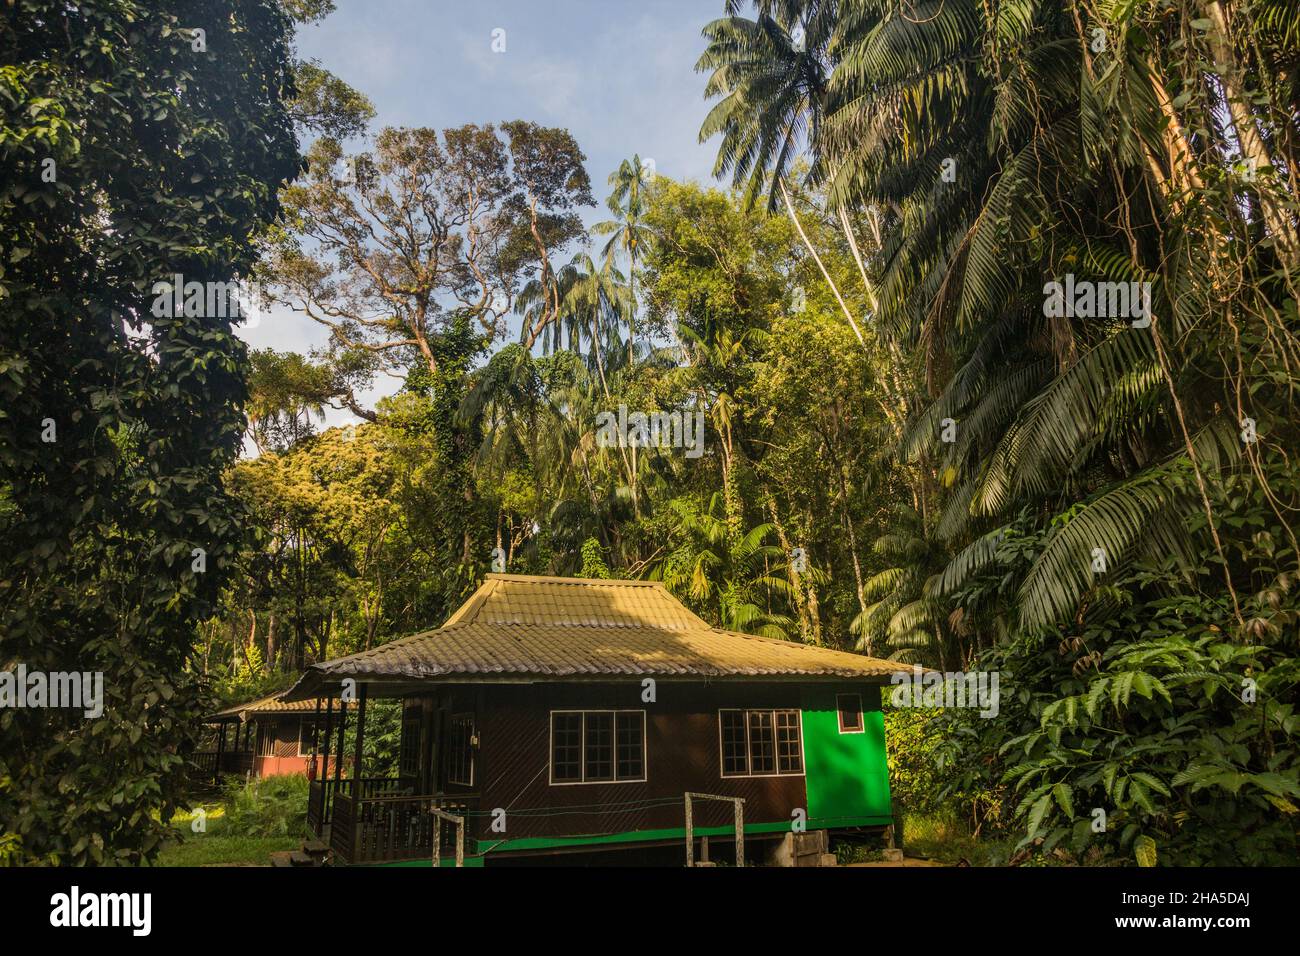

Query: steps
[302,837,331,864]
[270,837,332,867]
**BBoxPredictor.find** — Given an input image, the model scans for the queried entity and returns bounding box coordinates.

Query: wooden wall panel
[475,682,808,844]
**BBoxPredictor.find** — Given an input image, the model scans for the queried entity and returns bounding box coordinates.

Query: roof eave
[281,668,907,701]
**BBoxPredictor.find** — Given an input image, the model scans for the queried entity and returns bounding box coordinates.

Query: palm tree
[696,1,869,347]
[520,249,655,516]
[678,321,769,548]
[245,348,332,452]
[592,155,654,361]
[851,506,953,666]
[563,251,632,397]
[518,251,629,393]
[813,0,1300,633]
[651,493,795,637]
[697,0,835,211]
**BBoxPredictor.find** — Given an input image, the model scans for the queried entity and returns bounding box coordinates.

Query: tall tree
[266,121,594,411]
[796,0,1300,863]
[0,0,300,863]
[696,0,870,346]
[592,155,655,357]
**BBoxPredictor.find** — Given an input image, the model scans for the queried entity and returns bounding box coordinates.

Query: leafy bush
[0,0,300,863]
[887,704,1006,834]
[338,699,403,778]
[933,563,1300,865]
[886,707,952,816]
[220,775,311,840]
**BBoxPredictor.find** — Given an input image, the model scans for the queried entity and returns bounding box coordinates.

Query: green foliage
[651,494,794,636]
[887,704,1007,832]
[357,700,402,778]
[0,0,300,864]
[883,707,947,815]
[211,176,885,678]
[154,829,301,867]
[580,538,613,579]
[289,60,375,139]
[220,774,311,840]
[932,545,1300,863]
[701,0,1300,865]
[156,0,1300,871]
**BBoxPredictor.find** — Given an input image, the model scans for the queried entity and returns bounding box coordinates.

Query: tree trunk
[265,613,277,672]
[245,609,257,670]
[838,203,911,431]
[780,180,867,347]
[766,496,820,644]
[1200,0,1298,265]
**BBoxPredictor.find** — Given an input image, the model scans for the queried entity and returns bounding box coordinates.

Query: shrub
[886,705,1006,833]
[221,775,311,839]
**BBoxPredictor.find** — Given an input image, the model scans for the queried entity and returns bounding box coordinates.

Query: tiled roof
[442,574,712,630]
[207,691,319,722]
[283,574,910,699]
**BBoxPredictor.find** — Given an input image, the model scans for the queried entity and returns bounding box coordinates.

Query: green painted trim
[469,816,893,855]
[367,814,894,863]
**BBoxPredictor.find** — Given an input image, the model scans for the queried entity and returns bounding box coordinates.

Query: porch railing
[329,792,478,864]
[308,776,408,834]
[191,750,254,780]
[330,791,356,862]
[192,750,218,779]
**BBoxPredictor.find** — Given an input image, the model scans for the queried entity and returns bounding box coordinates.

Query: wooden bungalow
[196,692,341,785]
[281,573,911,866]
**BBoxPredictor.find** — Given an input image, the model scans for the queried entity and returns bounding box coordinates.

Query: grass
[834,812,1016,867]
[901,812,1014,865]
[156,829,301,866]
[153,780,311,866]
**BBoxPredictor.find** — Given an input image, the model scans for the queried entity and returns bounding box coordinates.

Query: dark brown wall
[474,682,808,844]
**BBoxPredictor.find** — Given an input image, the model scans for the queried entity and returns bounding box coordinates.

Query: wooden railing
[330,791,356,861]
[329,792,478,864]
[192,750,218,779]
[308,776,408,834]
[191,750,254,780]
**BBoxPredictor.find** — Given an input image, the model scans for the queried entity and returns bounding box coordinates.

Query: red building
[197,692,341,784]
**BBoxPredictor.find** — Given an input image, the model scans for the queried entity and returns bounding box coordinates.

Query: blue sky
[241,0,726,425]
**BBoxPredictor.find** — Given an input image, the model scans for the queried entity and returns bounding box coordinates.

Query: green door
[800,685,893,828]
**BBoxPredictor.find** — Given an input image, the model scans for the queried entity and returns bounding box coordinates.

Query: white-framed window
[446,714,475,787]
[837,694,864,734]
[719,709,804,777]
[549,710,646,785]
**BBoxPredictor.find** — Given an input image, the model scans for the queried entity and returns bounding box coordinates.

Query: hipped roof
[206,691,320,723]
[283,574,912,701]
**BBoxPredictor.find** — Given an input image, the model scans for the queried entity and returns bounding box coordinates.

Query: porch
[319,788,478,864]
[192,748,254,780]
[302,687,480,865]
[191,714,254,787]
